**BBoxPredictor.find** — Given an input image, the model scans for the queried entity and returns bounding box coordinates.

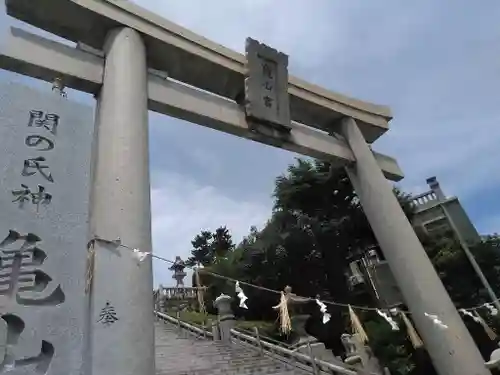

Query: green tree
[185,230,213,267]
[187,158,500,374]
[211,226,235,260]
[230,158,414,353]
[198,246,245,314]
[420,231,500,308]
[186,226,236,268]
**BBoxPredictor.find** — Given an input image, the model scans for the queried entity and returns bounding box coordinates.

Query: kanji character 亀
[28,110,59,135]
[0,314,54,373]
[0,230,41,251]
[25,135,54,151]
[22,157,54,182]
[0,230,65,306]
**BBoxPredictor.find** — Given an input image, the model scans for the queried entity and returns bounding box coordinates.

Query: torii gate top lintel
[6,0,391,143]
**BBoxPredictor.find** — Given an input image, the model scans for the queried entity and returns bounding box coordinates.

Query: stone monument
[0,81,94,374]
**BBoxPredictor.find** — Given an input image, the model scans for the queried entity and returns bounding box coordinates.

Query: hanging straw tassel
[473,310,497,341]
[85,240,96,294]
[348,305,369,343]
[400,312,424,348]
[273,291,292,335]
[195,268,206,315]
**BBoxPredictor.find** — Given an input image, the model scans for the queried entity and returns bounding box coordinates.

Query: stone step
[155,321,311,375]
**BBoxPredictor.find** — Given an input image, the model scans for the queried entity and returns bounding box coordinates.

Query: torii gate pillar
[342,117,490,375]
[89,27,155,375]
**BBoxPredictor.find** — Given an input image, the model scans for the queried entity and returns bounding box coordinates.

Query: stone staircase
[155,319,311,375]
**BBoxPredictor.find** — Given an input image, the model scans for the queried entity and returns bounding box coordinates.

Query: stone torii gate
[0,1,490,375]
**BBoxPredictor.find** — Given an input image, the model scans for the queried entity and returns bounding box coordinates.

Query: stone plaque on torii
[0,0,491,374]
[244,38,291,138]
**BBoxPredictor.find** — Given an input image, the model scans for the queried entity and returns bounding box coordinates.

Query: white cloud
[132,0,347,77]
[382,113,500,201]
[136,0,500,246]
[151,171,271,286]
[134,0,500,193]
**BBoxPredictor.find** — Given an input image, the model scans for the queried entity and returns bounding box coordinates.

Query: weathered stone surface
[244,38,290,129]
[0,81,94,374]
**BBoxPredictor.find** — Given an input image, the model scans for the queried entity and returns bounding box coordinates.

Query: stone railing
[156,311,213,339]
[155,309,357,375]
[230,327,361,375]
[155,285,500,375]
[155,307,500,374]
[156,292,379,375]
[155,290,500,374]
[410,190,438,208]
[160,286,198,300]
[154,286,203,314]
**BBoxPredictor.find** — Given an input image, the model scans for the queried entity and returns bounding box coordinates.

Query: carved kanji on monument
[244,38,291,135]
[0,314,54,373]
[0,81,93,375]
[27,110,60,135]
[11,184,52,211]
[0,230,65,307]
[97,302,119,327]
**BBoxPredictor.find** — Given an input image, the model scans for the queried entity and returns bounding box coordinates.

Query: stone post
[158,284,166,313]
[343,333,384,374]
[214,294,234,343]
[153,289,159,312]
[89,27,154,375]
[341,117,490,375]
[211,320,221,341]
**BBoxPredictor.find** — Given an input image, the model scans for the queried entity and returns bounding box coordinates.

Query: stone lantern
[283,286,338,363]
[281,286,317,347]
[169,256,187,287]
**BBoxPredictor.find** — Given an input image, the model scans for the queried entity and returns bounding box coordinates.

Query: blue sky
[1,0,500,286]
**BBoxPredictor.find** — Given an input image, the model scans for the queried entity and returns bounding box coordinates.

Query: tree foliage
[185,158,500,374]
[185,226,235,267]
[422,232,500,308]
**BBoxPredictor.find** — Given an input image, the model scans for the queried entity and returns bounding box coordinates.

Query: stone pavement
[155,320,311,375]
